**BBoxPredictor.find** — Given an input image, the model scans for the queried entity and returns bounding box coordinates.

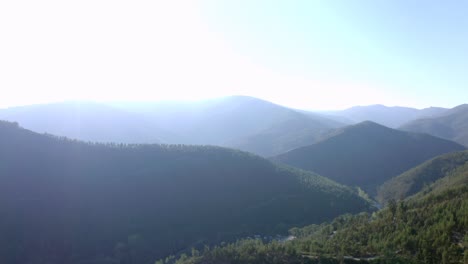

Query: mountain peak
[0,120,20,130]
[449,103,468,112]
[351,120,387,128]
[330,120,390,137]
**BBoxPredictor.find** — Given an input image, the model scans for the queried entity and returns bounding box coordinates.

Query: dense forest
[0,121,373,264]
[378,150,468,203]
[273,121,465,195]
[168,160,468,264]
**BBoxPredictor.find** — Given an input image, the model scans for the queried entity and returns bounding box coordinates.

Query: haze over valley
[1,97,467,263]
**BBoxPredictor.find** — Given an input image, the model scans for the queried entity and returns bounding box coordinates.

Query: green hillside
[273,121,465,195]
[377,150,468,204]
[0,121,372,264]
[170,160,468,264]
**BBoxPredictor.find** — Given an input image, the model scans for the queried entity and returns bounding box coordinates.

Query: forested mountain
[170,161,468,264]
[0,96,343,156]
[0,121,372,264]
[378,150,468,204]
[326,104,447,128]
[400,104,468,147]
[272,121,465,195]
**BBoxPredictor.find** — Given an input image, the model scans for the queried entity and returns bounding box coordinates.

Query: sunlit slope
[378,150,468,203]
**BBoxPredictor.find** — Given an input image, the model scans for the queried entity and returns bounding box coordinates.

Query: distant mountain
[226,112,340,156]
[0,121,372,264]
[0,96,344,156]
[272,121,465,195]
[400,104,468,146]
[113,96,343,146]
[377,150,468,204]
[0,101,178,143]
[326,104,447,128]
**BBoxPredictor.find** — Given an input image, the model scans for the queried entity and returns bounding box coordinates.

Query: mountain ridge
[401,103,468,146]
[0,120,372,264]
[325,104,448,128]
[0,96,344,156]
[272,121,466,195]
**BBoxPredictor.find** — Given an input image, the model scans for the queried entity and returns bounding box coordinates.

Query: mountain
[272,121,465,195]
[0,101,178,143]
[326,104,447,128]
[225,113,339,156]
[111,96,345,156]
[400,104,468,146]
[377,150,468,204]
[0,96,344,156]
[0,121,372,264]
[170,161,468,264]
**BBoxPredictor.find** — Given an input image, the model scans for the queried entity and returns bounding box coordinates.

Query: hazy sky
[1,0,467,110]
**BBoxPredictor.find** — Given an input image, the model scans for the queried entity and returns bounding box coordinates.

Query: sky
[0,0,467,110]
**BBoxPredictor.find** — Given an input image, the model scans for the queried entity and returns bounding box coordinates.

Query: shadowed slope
[0,121,372,264]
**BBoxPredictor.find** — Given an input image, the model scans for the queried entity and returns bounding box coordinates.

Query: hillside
[377,150,468,204]
[170,164,468,264]
[326,104,447,128]
[0,96,344,156]
[0,121,372,264]
[401,104,468,146]
[273,121,465,195]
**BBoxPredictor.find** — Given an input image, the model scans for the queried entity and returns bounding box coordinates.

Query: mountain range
[272,121,465,195]
[1,96,466,157]
[0,96,343,156]
[401,104,468,147]
[0,121,372,264]
[1,96,467,264]
[325,104,448,128]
